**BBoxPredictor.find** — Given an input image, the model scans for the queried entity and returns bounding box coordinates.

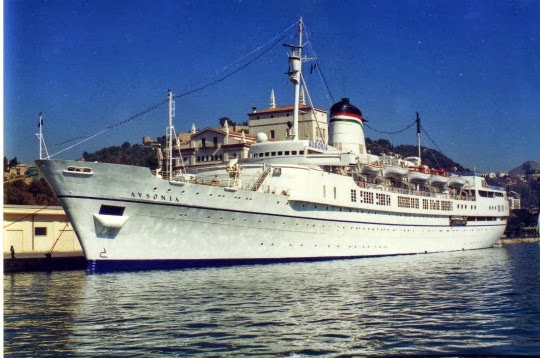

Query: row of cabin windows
[350,192,460,211]
[268,129,326,140]
[250,150,305,159]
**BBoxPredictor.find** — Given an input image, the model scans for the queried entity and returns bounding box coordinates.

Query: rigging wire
[420,124,446,168]
[3,206,51,229]
[49,98,168,158]
[419,124,444,155]
[302,23,335,104]
[3,174,38,184]
[49,21,298,157]
[174,22,296,100]
[364,120,416,135]
[365,117,450,169]
[313,57,335,104]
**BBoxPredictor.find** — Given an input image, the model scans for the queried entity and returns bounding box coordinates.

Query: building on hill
[166,121,257,171]
[164,89,328,173]
[4,164,40,184]
[248,89,328,142]
[508,191,522,210]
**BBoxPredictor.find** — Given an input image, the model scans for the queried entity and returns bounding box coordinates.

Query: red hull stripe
[331,112,364,121]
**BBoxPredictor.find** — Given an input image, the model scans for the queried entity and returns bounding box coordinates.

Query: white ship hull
[37,159,508,272]
[35,19,509,272]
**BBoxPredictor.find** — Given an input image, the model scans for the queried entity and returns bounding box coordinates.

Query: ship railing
[160,171,173,181]
[171,173,290,195]
[363,182,476,201]
[380,156,402,167]
[190,175,229,187]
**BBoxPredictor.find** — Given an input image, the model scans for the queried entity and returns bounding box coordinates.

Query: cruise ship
[36,19,509,272]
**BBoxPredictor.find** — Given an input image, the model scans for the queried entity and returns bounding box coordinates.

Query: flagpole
[37,112,50,160]
[38,112,43,160]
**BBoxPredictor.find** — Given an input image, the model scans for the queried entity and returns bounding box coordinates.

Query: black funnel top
[330,98,363,119]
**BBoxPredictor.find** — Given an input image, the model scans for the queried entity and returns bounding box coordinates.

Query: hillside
[365,138,468,172]
[488,160,540,210]
[81,140,162,169]
[508,161,540,176]
[79,137,467,172]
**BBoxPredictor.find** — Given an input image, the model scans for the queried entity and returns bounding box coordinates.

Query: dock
[499,236,540,245]
[3,237,539,273]
[4,251,86,273]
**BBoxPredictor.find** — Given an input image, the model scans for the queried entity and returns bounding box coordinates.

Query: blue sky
[4,0,540,172]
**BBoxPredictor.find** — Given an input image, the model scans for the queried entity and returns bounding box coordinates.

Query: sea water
[4,242,540,356]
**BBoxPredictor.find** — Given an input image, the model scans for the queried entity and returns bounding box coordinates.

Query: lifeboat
[383,165,409,179]
[429,169,449,186]
[447,175,467,188]
[380,155,409,179]
[408,165,431,183]
[358,162,383,176]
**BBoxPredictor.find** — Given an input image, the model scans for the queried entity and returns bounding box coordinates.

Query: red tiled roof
[248,105,326,116]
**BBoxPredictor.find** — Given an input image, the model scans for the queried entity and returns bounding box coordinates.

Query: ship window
[99,205,125,216]
[292,151,297,155]
[351,189,357,202]
[285,151,290,155]
[300,151,305,155]
[270,130,275,139]
[265,152,269,157]
[278,151,283,156]
[35,227,47,236]
[271,152,276,156]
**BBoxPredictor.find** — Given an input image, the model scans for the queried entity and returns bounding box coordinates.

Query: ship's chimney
[328,98,366,156]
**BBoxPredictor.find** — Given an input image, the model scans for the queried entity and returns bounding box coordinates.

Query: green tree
[4,181,35,205]
[8,157,19,168]
[219,117,233,127]
[4,178,60,206]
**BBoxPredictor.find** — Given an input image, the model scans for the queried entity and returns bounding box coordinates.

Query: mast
[285,17,303,141]
[36,112,50,160]
[416,112,421,164]
[38,112,43,160]
[167,90,175,179]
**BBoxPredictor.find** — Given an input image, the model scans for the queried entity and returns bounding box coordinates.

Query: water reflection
[4,271,83,356]
[4,244,540,356]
